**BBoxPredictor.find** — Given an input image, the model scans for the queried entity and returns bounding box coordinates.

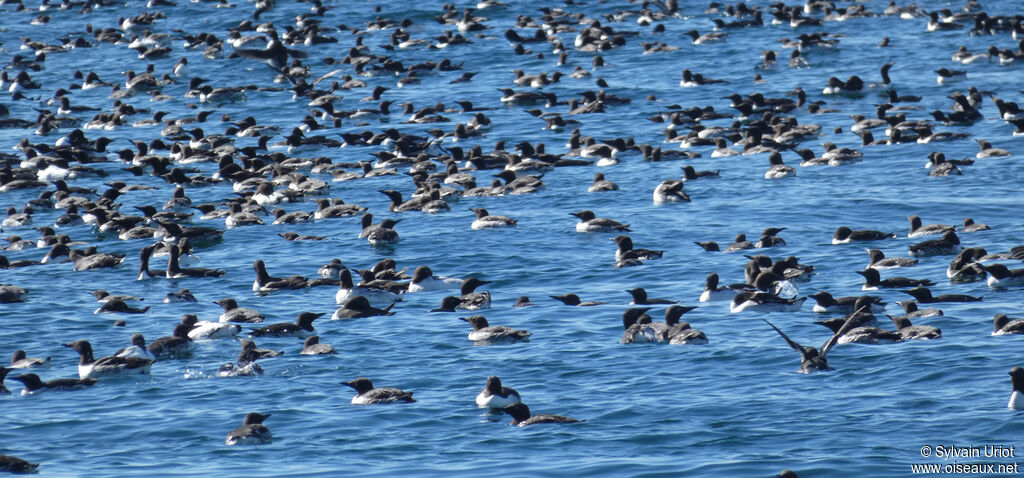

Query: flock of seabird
[0,0,1022,473]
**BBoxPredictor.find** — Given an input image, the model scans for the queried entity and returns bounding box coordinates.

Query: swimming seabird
[166,244,226,278]
[621,307,657,344]
[0,454,39,473]
[832,226,895,244]
[612,235,663,263]
[652,179,690,204]
[300,335,338,355]
[146,324,195,359]
[856,268,934,290]
[10,373,96,396]
[808,291,885,314]
[994,314,1024,336]
[94,298,150,314]
[180,314,240,340]
[1009,367,1024,410]
[501,403,581,426]
[253,259,308,292]
[626,287,676,305]
[342,377,415,404]
[866,249,918,269]
[476,376,522,409]
[331,296,397,319]
[764,152,796,179]
[730,290,805,314]
[226,412,273,446]
[570,210,630,233]
[64,339,153,379]
[814,311,902,344]
[469,208,517,229]
[699,272,752,302]
[889,316,941,341]
[906,215,955,237]
[588,173,619,192]
[908,231,961,256]
[236,339,284,366]
[899,286,981,303]
[550,293,605,306]
[893,300,943,320]
[115,333,157,361]
[164,288,198,303]
[10,350,50,369]
[249,312,324,338]
[960,218,990,232]
[661,305,708,345]
[983,264,1024,289]
[455,277,492,310]
[214,298,265,323]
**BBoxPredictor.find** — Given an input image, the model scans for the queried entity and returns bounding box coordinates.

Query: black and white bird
[550,293,605,306]
[763,313,859,373]
[146,324,195,359]
[856,268,934,291]
[626,287,676,305]
[232,29,308,72]
[214,298,265,323]
[893,300,943,320]
[730,290,805,314]
[10,349,50,369]
[342,377,416,404]
[236,339,284,366]
[652,179,690,204]
[456,277,492,310]
[115,333,157,361]
[946,248,987,283]
[899,286,981,303]
[461,315,531,343]
[570,210,630,232]
[469,208,517,229]
[808,292,884,314]
[475,376,522,409]
[64,340,153,379]
[699,272,753,303]
[889,316,941,341]
[908,231,961,257]
[225,412,273,446]
[661,305,708,345]
[10,372,96,396]
[832,226,895,244]
[1009,367,1024,410]
[813,307,901,345]
[984,264,1024,289]
[249,312,324,338]
[993,314,1024,336]
[588,173,619,192]
[621,307,657,344]
[180,314,240,340]
[906,215,955,237]
[866,249,918,269]
[501,403,581,426]
[300,336,338,355]
[612,235,663,264]
[332,296,397,319]
[764,152,796,179]
[406,265,462,293]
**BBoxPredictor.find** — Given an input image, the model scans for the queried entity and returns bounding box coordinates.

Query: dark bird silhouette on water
[763,310,860,373]
[231,30,308,80]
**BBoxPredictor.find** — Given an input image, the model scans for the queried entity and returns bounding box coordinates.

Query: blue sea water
[1,0,1023,476]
